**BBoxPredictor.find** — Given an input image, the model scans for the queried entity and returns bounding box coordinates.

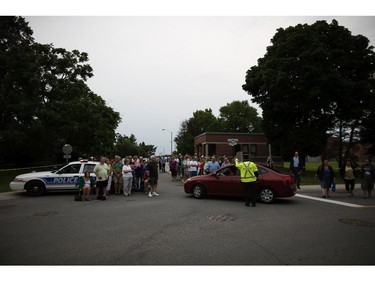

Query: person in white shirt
[289,151,304,189]
[187,156,199,178]
[122,158,133,196]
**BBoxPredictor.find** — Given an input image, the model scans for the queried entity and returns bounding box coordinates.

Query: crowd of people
[77,151,375,204]
[77,153,241,201]
[314,158,375,199]
[78,155,160,201]
[168,154,236,183]
[290,151,375,199]
[76,153,230,201]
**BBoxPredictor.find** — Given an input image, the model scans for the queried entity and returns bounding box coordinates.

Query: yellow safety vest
[235,160,258,183]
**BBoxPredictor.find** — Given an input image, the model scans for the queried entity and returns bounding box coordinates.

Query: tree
[360,111,375,157]
[112,134,140,157]
[175,109,219,155]
[0,17,121,165]
[0,17,41,163]
[175,120,194,155]
[218,100,262,133]
[242,20,375,161]
[175,103,264,155]
[112,134,156,158]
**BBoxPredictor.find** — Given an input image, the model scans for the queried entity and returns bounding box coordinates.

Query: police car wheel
[259,187,276,204]
[26,181,46,196]
[192,184,205,199]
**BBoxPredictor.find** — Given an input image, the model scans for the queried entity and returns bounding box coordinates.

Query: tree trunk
[338,119,343,169]
[345,121,358,163]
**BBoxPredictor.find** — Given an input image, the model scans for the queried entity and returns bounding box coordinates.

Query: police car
[9,160,98,196]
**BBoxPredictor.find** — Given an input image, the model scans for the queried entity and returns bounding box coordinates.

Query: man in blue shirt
[206,156,221,173]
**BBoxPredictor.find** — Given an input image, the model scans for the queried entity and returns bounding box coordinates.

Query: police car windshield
[83,164,96,173]
[57,164,81,174]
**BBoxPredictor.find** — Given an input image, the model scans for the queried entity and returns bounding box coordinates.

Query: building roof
[194,132,265,138]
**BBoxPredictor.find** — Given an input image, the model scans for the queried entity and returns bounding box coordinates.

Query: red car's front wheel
[258,187,276,203]
[192,184,205,199]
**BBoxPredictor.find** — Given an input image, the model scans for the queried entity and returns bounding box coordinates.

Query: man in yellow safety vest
[235,157,259,207]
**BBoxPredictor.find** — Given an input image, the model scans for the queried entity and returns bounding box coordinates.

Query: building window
[234,144,241,154]
[208,144,216,156]
[243,144,249,154]
[250,144,257,156]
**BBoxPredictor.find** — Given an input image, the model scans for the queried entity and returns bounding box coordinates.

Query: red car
[183,164,296,203]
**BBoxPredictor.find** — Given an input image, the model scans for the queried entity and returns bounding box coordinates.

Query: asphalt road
[0,172,375,265]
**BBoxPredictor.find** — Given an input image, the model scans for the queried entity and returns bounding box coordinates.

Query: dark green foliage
[175,102,262,155]
[243,20,375,160]
[0,17,121,166]
[218,100,262,133]
[112,134,156,158]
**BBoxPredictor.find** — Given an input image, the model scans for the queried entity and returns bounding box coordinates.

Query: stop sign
[62,144,73,154]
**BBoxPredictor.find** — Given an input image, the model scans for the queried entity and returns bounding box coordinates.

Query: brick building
[194,132,282,164]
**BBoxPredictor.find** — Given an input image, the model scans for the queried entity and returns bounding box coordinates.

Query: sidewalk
[297,183,375,207]
[298,184,360,195]
[299,184,345,191]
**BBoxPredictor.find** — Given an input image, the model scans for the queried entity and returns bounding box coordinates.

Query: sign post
[62,144,73,164]
[227,138,239,161]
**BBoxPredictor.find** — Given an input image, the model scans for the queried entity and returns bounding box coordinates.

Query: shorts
[189,171,197,178]
[149,177,158,186]
[96,180,108,189]
[113,174,123,184]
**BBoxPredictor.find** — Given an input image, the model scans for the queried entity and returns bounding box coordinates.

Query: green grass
[281,162,343,185]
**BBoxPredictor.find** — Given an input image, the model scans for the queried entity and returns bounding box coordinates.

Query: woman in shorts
[78,171,95,201]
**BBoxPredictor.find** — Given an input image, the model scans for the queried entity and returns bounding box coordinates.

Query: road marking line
[295,194,365,208]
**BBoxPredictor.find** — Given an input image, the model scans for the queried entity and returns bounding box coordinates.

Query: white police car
[9,160,98,196]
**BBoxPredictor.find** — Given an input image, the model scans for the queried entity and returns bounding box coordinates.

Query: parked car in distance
[183,164,296,203]
[9,160,98,196]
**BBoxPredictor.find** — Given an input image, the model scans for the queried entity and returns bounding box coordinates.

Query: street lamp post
[162,129,173,156]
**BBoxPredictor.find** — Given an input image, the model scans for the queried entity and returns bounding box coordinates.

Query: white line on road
[295,194,365,208]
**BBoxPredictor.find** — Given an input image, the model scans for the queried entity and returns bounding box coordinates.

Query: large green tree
[175,109,219,155]
[0,16,121,165]
[112,134,156,157]
[242,20,375,161]
[218,100,262,133]
[175,103,262,155]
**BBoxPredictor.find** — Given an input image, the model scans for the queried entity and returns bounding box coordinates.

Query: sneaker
[152,192,159,196]
[148,192,153,198]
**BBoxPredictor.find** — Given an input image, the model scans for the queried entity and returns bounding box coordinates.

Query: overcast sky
[22,16,375,156]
